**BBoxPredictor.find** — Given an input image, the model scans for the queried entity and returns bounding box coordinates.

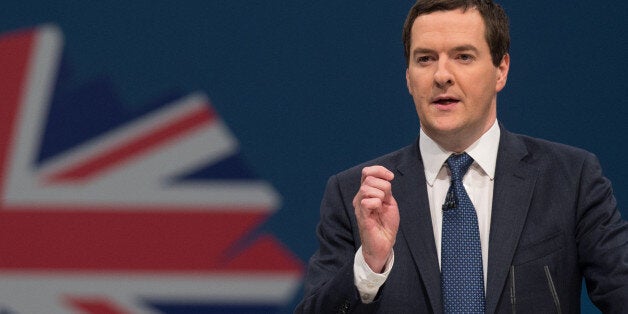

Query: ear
[495,53,510,92]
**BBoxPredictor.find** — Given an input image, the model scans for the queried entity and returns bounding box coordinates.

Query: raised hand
[353,165,400,273]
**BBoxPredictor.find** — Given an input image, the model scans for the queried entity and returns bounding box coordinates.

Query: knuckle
[361,198,381,209]
[361,167,371,177]
[383,180,391,191]
[358,185,370,195]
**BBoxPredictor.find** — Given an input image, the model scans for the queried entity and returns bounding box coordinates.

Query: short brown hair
[402,0,510,67]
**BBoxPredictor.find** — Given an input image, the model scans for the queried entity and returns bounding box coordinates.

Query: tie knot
[446,153,474,182]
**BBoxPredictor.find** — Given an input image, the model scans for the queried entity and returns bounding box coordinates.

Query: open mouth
[432,97,460,105]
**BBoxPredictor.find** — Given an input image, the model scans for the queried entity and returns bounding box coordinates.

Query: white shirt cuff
[353,246,394,303]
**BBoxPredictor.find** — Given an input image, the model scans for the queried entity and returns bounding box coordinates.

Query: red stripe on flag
[0,207,302,273]
[65,297,130,314]
[225,234,304,273]
[0,29,36,196]
[46,104,217,183]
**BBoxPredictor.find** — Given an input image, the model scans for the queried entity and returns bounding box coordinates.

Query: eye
[415,55,434,65]
[457,54,475,63]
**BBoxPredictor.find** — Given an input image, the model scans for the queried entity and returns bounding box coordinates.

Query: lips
[431,95,460,105]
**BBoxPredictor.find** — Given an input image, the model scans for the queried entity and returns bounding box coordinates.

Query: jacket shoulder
[506,131,596,164]
[334,142,418,184]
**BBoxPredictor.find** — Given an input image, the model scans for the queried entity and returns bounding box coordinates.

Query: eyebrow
[412,44,480,55]
[452,45,479,53]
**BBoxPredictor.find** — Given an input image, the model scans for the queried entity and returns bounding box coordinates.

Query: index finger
[361,165,394,184]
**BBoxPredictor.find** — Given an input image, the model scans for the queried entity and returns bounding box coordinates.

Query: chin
[425,119,464,135]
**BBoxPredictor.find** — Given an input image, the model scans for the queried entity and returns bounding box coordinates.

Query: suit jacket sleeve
[295,174,380,314]
[576,153,628,312]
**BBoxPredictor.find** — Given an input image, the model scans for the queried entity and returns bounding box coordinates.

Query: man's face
[405,8,509,150]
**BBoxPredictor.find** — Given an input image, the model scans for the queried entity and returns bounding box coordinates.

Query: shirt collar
[419,120,501,185]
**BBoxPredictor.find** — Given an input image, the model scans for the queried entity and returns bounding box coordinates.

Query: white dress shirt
[354,121,501,303]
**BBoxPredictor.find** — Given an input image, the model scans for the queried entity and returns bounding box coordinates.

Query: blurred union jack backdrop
[0,25,302,313]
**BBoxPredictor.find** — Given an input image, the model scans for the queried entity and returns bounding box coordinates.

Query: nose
[434,58,454,88]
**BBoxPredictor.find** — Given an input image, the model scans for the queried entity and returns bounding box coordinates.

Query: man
[296,0,627,313]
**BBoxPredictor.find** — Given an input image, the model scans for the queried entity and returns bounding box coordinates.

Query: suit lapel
[485,128,539,313]
[395,141,443,314]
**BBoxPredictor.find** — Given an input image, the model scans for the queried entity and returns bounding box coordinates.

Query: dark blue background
[2,1,626,313]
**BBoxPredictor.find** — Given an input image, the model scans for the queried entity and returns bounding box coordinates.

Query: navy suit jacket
[296,127,628,313]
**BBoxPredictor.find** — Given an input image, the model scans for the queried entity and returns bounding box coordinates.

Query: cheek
[406,75,417,93]
[407,70,432,93]
[461,72,496,99]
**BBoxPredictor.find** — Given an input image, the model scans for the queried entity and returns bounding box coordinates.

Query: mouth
[431,96,460,107]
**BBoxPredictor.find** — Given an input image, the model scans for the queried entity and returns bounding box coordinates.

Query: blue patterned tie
[441,153,485,313]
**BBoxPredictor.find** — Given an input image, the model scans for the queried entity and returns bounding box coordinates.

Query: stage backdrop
[0,1,625,313]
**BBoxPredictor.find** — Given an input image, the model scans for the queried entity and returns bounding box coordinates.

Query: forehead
[411,8,488,49]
